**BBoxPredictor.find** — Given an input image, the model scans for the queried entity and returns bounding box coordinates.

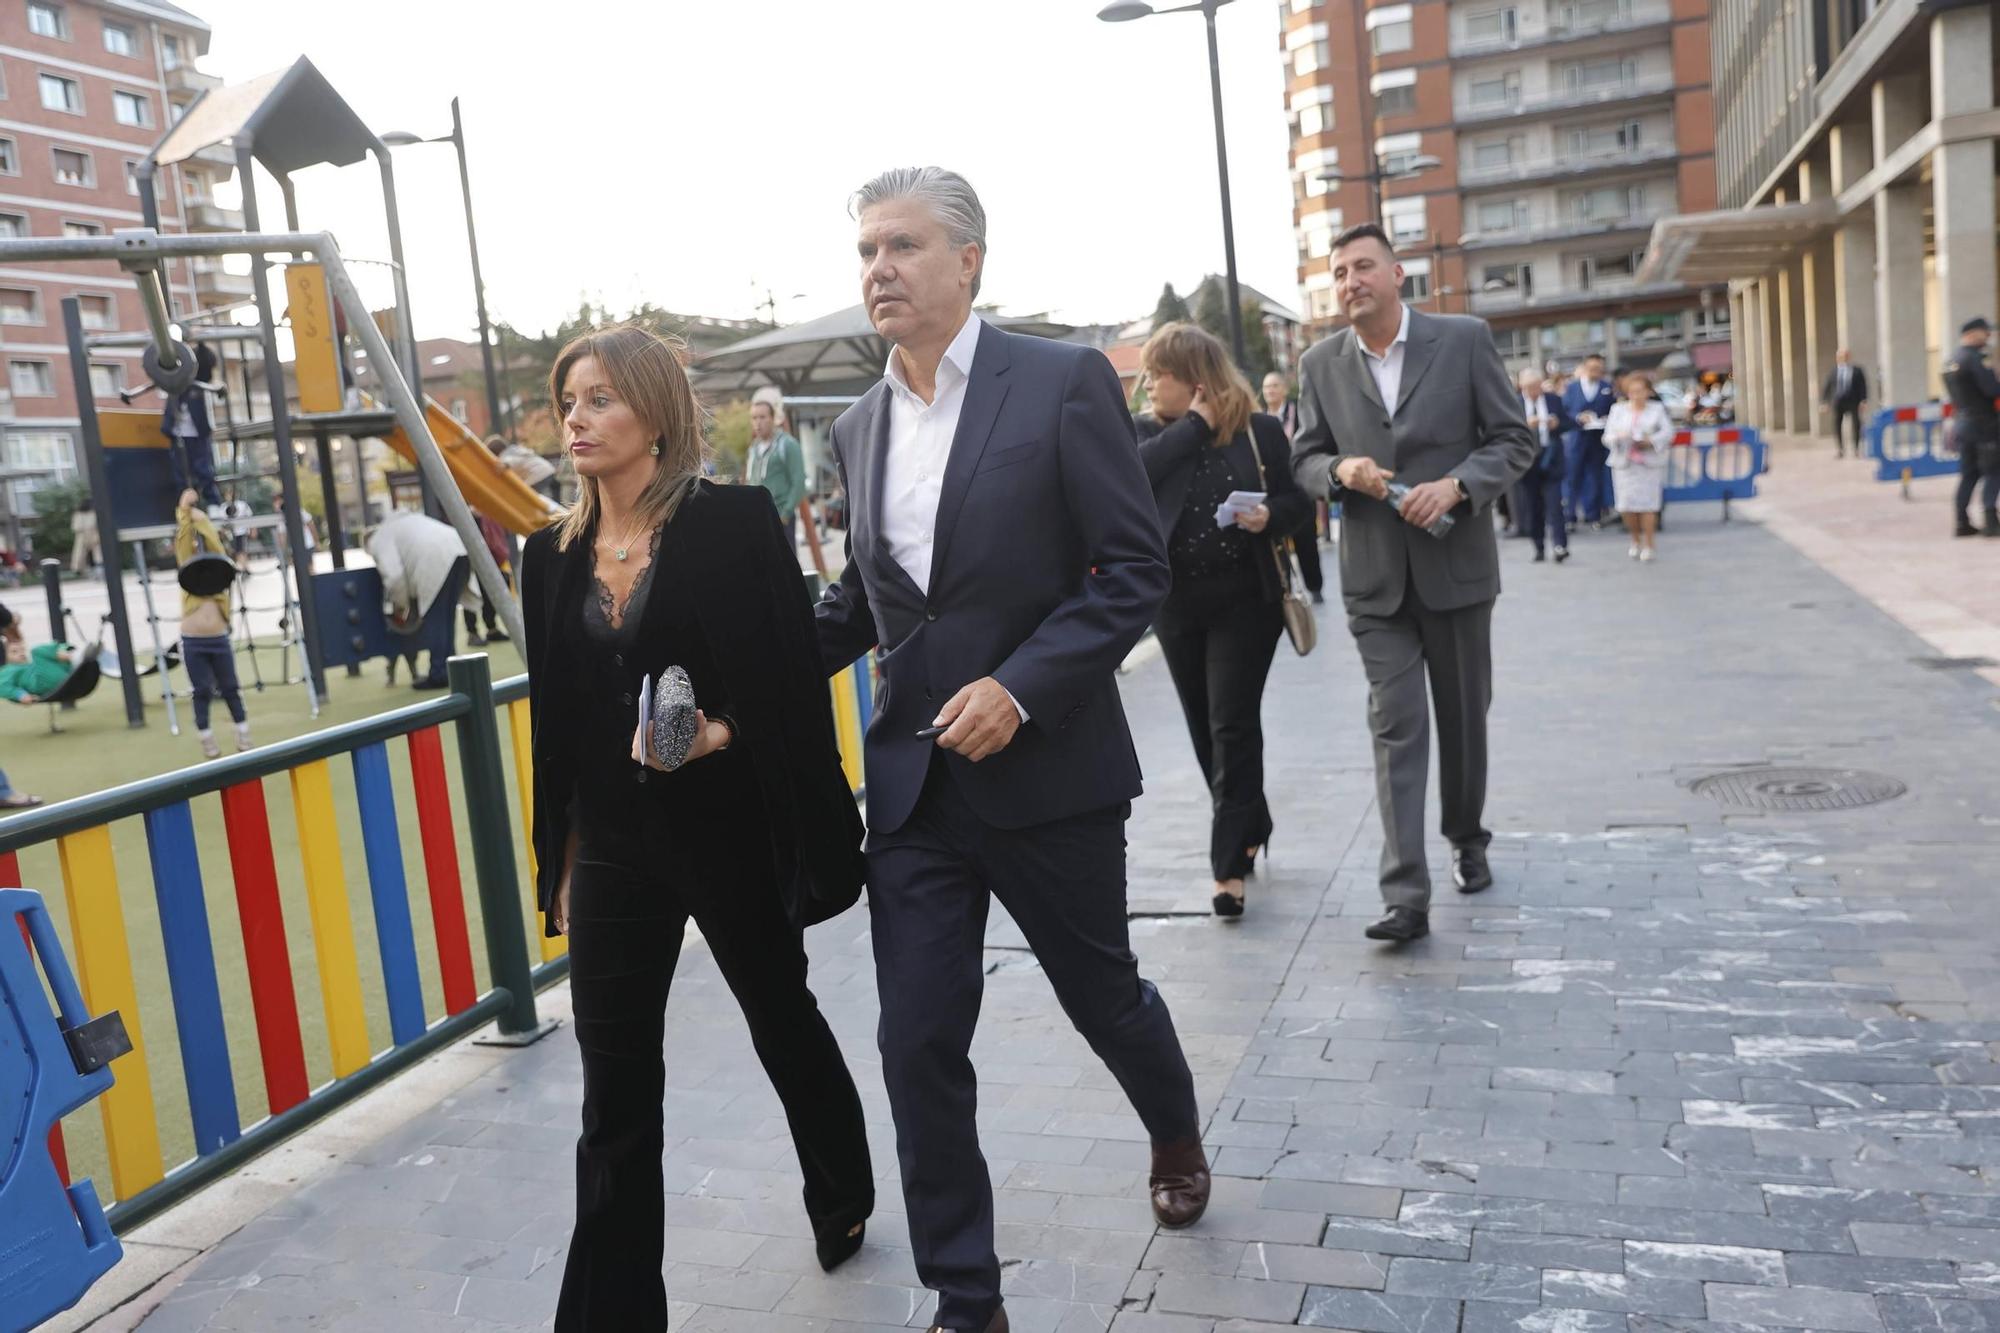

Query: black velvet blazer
[1135,409,1312,605]
[520,480,865,936]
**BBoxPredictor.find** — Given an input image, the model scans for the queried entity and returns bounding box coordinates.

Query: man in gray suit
[1292,224,1534,943]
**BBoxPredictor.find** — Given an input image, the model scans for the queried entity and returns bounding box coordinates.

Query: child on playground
[175,489,250,758]
[0,637,71,703]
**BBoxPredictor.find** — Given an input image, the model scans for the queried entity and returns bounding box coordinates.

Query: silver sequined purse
[648,665,701,772]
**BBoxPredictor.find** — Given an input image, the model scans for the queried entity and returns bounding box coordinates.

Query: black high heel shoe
[1211,880,1245,919]
[815,1220,866,1272]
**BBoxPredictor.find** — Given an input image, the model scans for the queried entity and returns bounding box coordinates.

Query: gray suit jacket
[1291,308,1534,617]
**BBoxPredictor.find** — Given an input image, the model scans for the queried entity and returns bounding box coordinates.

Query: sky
[185,0,1302,342]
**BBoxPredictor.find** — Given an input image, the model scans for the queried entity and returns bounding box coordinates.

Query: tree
[709,399,753,479]
[1192,279,1231,346]
[1240,298,1276,382]
[29,479,85,565]
[1152,283,1191,329]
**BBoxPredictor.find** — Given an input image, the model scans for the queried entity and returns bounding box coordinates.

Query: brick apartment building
[0,0,230,530]
[1283,0,1732,373]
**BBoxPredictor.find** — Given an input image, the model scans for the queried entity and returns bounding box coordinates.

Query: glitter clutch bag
[642,665,700,772]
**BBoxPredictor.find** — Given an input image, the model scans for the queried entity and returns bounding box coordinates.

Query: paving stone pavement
[133,512,2000,1332]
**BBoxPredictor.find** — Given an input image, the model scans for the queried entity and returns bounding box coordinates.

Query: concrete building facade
[1282,0,1731,373]
[1644,0,1998,436]
[0,0,226,526]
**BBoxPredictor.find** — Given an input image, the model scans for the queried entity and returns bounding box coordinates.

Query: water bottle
[1386,482,1455,538]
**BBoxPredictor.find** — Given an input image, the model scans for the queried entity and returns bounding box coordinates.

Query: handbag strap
[1242,427,1299,593]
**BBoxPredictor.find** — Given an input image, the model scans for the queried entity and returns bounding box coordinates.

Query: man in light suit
[815,168,1204,1333]
[1292,224,1534,943]
[1562,353,1616,528]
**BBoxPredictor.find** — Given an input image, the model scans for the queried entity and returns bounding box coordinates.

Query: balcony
[187,202,244,232]
[165,65,222,97]
[192,141,238,170]
[1450,5,1672,58]
[1469,277,1688,314]
[1455,75,1676,124]
[1458,143,1679,188]
[1460,207,1671,249]
[190,258,252,302]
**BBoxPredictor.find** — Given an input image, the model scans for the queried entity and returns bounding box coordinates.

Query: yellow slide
[384,397,559,537]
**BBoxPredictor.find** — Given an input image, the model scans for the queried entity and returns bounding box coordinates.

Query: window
[1477,199,1528,232]
[1564,56,1637,92]
[1472,138,1519,168]
[102,21,136,56]
[1371,19,1413,53]
[77,293,113,329]
[0,289,40,325]
[1482,262,1534,298]
[51,148,92,187]
[1694,303,1732,339]
[1468,72,1521,108]
[1566,184,1642,221]
[1492,327,1531,358]
[1383,195,1428,244]
[0,139,17,176]
[1298,101,1331,137]
[10,361,54,397]
[112,91,150,127]
[88,363,121,398]
[1463,7,1518,44]
[451,398,470,422]
[39,73,81,114]
[62,219,102,238]
[1375,82,1415,116]
[1555,0,1631,31]
[28,4,68,39]
[0,214,26,238]
[1577,251,1645,288]
[1400,258,1433,301]
[1566,119,1644,158]
[123,160,139,194]
[169,99,186,124]
[1294,39,1330,75]
[161,34,182,69]
[1617,312,1677,344]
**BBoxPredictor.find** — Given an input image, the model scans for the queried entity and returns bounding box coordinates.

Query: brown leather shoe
[928,1306,1008,1333]
[1150,1136,1211,1229]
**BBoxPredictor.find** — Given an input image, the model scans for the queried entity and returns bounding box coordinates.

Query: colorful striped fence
[0,655,545,1232]
[1,651,877,1238]
[1867,401,1958,488]
[1663,425,1766,513]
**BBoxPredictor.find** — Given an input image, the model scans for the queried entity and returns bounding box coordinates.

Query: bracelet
[712,714,738,751]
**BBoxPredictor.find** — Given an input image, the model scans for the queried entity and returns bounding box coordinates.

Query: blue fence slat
[1867,406,1958,482]
[350,742,427,1046]
[855,656,875,735]
[141,801,241,1156]
[1662,430,1766,505]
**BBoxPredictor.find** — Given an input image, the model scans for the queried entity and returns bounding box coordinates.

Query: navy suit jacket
[1523,392,1573,476]
[815,321,1169,835]
[1562,379,1614,449]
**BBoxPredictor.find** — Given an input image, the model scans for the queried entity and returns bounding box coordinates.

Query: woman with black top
[520,324,873,1331]
[1136,323,1310,919]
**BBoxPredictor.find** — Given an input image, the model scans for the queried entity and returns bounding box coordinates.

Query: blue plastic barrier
[0,888,131,1330]
[1866,403,1958,486]
[1663,426,1766,515]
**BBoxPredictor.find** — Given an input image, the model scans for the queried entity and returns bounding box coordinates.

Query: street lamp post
[1099,0,1247,369]
[383,98,504,441]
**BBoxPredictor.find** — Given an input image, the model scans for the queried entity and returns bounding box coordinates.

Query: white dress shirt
[1524,393,1550,446]
[1357,302,1412,410]
[881,314,982,595]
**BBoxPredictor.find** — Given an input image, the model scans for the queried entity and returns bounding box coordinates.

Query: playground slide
[383,398,559,537]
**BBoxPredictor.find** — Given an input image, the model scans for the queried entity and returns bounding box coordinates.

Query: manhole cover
[1690,766,1906,811]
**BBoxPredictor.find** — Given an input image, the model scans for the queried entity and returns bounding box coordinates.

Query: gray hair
[852,166,988,299]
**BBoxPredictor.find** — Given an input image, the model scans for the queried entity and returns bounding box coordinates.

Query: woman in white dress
[1605,371,1675,562]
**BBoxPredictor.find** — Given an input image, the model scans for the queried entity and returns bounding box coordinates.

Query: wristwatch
[1451,477,1469,502]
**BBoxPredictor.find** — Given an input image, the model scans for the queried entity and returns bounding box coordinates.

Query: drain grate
[1690,766,1907,812]
[1912,655,1998,671]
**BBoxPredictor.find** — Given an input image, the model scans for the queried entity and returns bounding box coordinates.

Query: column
[1798,159,1841,440]
[1828,121,1879,398]
[1734,285,1763,426]
[1602,317,1621,369]
[1777,250,1812,434]
[1873,70,1930,405]
[1758,272,1784,432]
[1932,5,1999,360]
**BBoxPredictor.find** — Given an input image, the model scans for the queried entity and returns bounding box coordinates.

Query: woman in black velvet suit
[1135,323,1311,919]
[521,324,872,1332]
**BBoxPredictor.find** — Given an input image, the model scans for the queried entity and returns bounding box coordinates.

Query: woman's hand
[1234,504,1271,534]
[554,830,577,935]
[629,710,732,770]
[1190,385,1217,429]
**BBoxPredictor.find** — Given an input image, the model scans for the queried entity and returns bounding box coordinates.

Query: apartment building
[1283,0,1730,372]
[0,0,228,532]
[1645,0,1995,436]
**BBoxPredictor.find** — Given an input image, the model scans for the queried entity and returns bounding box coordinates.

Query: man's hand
[1335,455,1394,500]
[933,676,1021,763]
[1234,504,1271,534]
[1397,478,1462,530]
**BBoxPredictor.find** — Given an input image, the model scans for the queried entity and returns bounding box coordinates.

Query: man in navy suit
[815,168,1204,1333]
[1515,367,1574,562]
[1562,352,1616,527]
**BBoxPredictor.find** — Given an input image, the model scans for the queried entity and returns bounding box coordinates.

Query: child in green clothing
[0,639,73,702]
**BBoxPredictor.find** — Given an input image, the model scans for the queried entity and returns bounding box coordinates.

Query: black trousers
[1832,403,1865,455]
[555,823,873,1332]
[181,633,244,729]
[1294,505,1324,594]
[867,761,1200,1329]
[1155,576,1283,879]
[1955,439,2000,523]
[1518,470,1567,555]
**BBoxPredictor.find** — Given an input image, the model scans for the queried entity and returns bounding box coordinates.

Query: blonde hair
[1142,322,1255,443]
[548,323,708,552]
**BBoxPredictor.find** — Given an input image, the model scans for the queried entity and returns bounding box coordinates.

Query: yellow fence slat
[831,668,864,792]
[506,697,563,961]
[289,760,371,1077]
[57,825,164,1198]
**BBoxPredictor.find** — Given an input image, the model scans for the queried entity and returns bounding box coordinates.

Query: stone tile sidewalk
[105,506,2000,1331]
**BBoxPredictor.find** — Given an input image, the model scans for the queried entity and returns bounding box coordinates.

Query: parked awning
[1639,200,1838,286]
